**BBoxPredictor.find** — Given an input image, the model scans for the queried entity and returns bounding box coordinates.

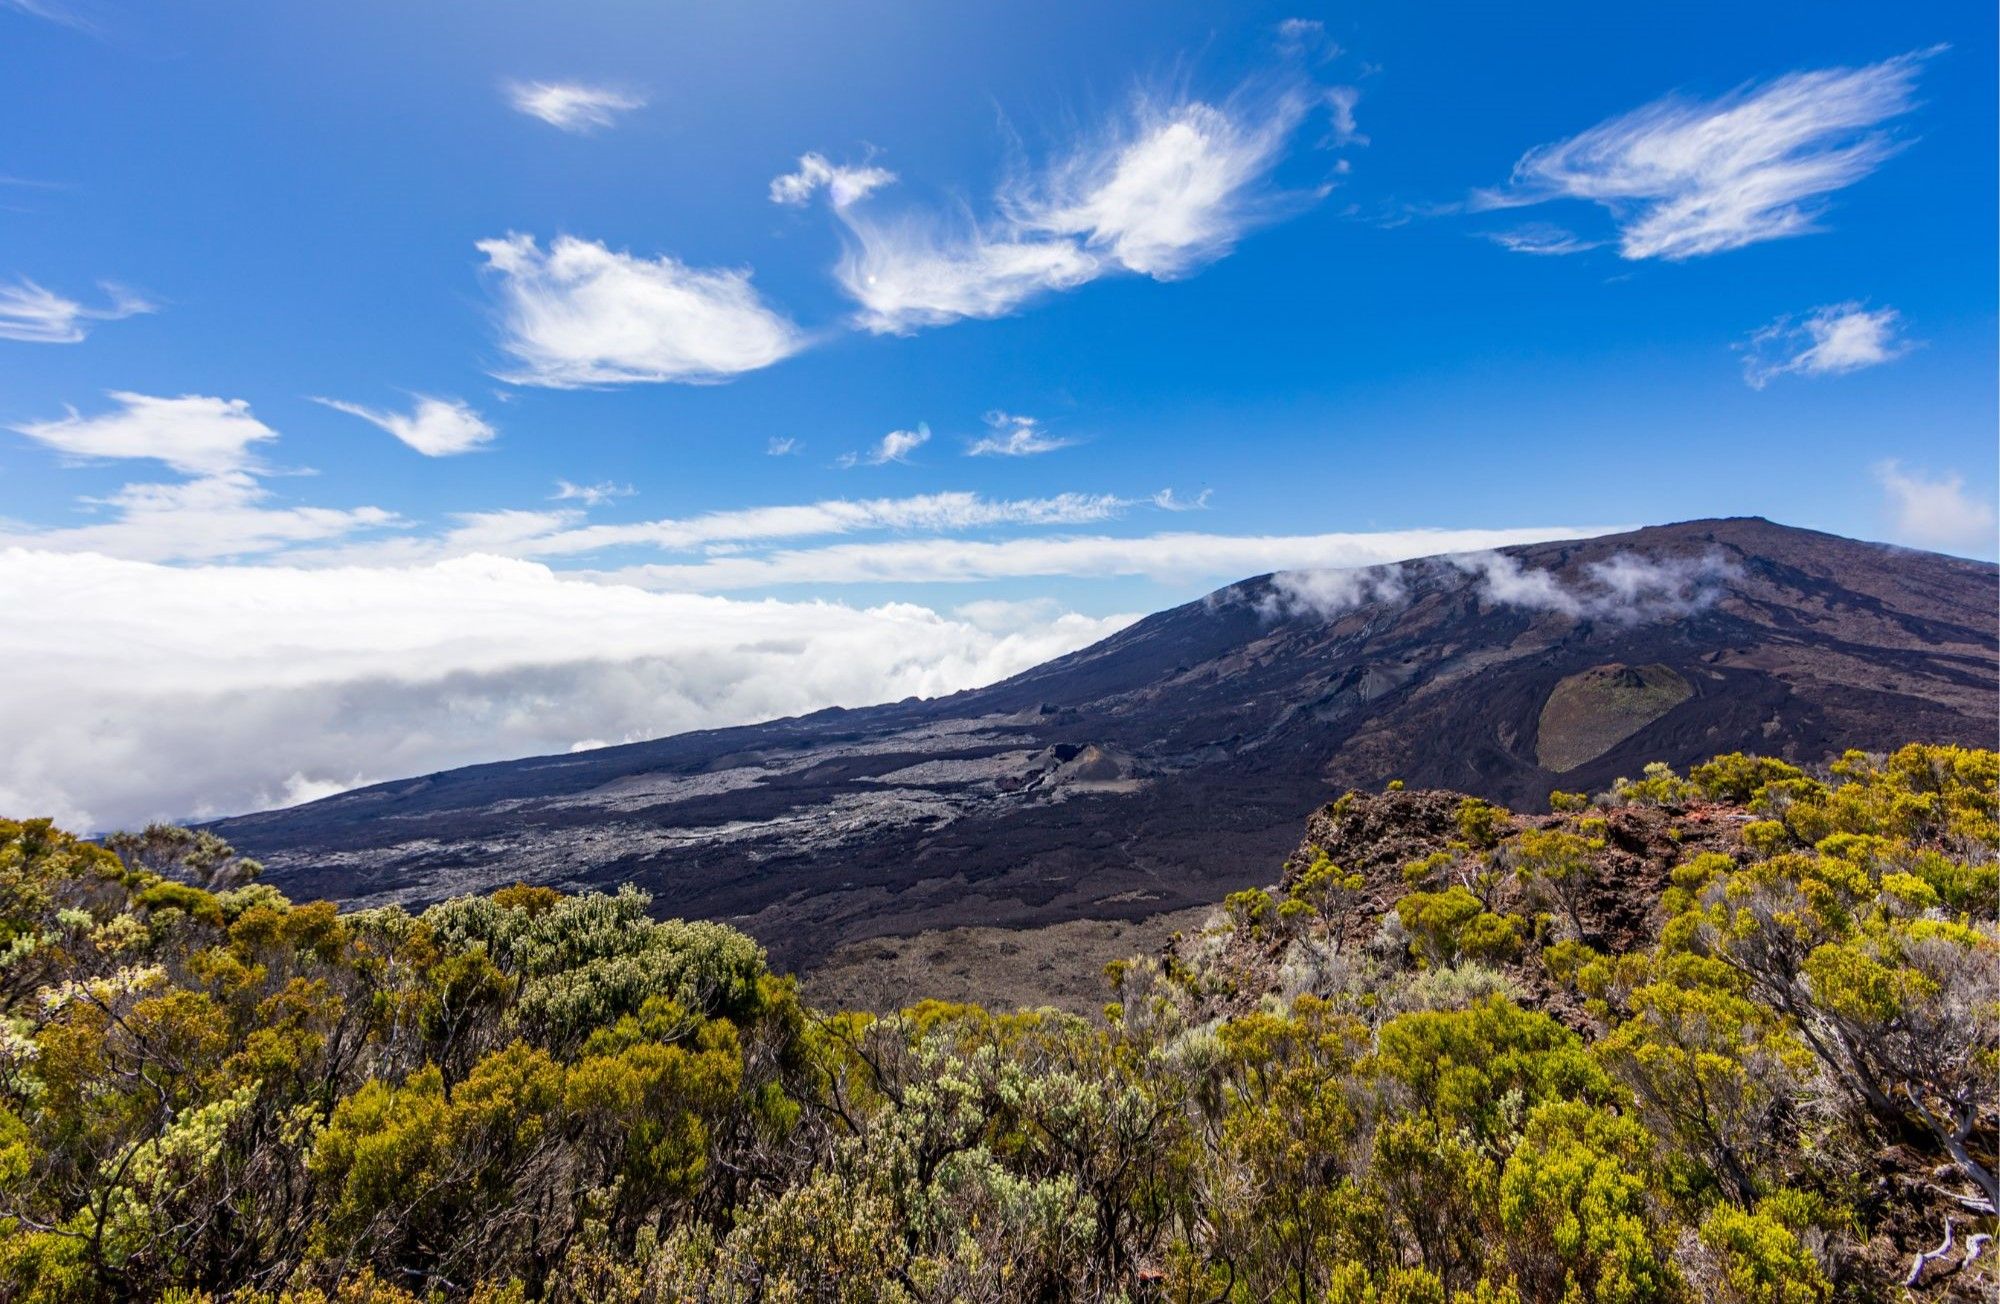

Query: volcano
[210,517,1998,970]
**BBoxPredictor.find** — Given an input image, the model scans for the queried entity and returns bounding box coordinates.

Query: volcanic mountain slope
[211,518,1998,969]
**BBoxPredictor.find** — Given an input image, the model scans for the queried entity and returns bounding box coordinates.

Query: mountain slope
[211,518,1998,968]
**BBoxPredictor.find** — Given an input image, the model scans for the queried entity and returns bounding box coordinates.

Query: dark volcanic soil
[209,518,1999,971]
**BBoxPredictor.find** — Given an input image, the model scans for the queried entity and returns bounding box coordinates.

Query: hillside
[210,517,1999,973]
[3,743,1993,1300]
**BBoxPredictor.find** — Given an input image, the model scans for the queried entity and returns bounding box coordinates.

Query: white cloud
[766,436,801,456]
[838,424,930,468]
[966,411,1072,457]
[950,595,1067,632]
[275,773,360,809]
[477,233,804,387]
[592,524,1608,590]
[9,391,277,475]
[814,78,1323,333]
[551,479,634,506]
[836,214,1100,334]
[1874,461,1996,555]
[0,472,396,563]
[527,489,1121,556]
[1013,88,1313,279]
[1447,550,1738,622]
[1275,18,1337,59]
[1739,301,1912,388]
[1151,487,1212,511]
[1265,549,1737,623]
[769,153,897,208]
[5,482,1131,570]
[505,80,646,132]
[1486,50,1931,260]
[1322,86,1365,146]
[272,490,1130,569]
[0,549,1136,829]
[0,279,152,343]
[4,393,403,563]
[1261,564,1408,618]
[1482,224,1601,256]
[314,394,497,456]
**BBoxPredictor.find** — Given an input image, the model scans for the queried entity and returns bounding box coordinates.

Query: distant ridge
[212,517,1999,969]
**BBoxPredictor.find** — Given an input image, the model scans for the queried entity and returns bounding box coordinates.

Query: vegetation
[0,744,1991,1301]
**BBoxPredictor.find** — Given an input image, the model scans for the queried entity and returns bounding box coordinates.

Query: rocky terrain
[211,517,1999,976]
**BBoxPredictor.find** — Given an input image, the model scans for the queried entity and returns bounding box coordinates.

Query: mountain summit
[213,518,1998,967]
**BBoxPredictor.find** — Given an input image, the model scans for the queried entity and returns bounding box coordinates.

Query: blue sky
[2,0,1994,826]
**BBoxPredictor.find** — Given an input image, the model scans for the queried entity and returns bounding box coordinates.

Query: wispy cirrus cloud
[838,424,930,467]
[0,415,1135,573]
[966,412,1072,457]
[1480,224,1602,256]
[1,0,97,31]
[835,214,1099,334]
[4,393,400,562]
[0,473,397,564]
[1321,86,1365,146]
[1151,487,1211,511]
[488,490,1128,562]
[1738,302,1912,388]
[313,394,497,456]
[1874,462,1996,555]
[1482,49,1933,260]
[505,80,646,132]
[794,74,1342,334]
[0,279,152,343]
[1010,85,1316,279]
[551,480,634,506]
[1274,18,1335,59]
[476,233,804,387]
[9,391,276,475]
[276,490,1133,570]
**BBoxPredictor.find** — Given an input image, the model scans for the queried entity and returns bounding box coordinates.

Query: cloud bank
[0,549,1136,830]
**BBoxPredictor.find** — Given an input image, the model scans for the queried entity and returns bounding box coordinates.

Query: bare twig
[1906,1218,1954,1288]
